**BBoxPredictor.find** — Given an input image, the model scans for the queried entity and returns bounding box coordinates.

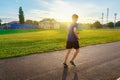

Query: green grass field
[0,29,120,59]
[0,29,40,34]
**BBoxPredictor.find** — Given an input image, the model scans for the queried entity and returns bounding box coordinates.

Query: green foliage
[26,20,39,25]
[116,21,120,27]
[0,29,120,59]
[107,22,114,28]
[33,21,39,25]
[0,19,2,25]
[40,18,56,22]
[19,6,25,24]
[92,21,102,28]
[25,20,33,24]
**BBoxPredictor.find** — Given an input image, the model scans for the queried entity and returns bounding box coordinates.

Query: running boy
[63,14,80,67]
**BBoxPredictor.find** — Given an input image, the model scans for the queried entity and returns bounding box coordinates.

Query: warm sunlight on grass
[0,29,120,59]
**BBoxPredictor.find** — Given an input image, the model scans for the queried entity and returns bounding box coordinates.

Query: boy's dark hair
[72,14,78,19]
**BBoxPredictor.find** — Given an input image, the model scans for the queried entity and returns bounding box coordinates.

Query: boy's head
[72,14,78,22]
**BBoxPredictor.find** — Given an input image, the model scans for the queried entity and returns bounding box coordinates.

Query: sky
[0,0,120,23]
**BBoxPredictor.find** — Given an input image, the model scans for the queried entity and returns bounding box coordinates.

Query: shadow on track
[62,66,78,80]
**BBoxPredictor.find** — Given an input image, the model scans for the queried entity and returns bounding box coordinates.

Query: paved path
[0,42,120,80]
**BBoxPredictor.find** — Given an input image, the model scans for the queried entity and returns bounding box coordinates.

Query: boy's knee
[76,49,79,53]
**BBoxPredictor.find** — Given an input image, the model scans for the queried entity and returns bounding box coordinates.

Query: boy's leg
[64,49,72,63]
[71,49,79,61]
[70,49,79,66]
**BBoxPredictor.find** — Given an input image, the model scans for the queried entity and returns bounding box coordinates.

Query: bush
[92,21,102,28]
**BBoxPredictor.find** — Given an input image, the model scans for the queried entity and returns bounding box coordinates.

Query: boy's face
[73,18,78,22]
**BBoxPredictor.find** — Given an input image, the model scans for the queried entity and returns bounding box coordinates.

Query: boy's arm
[73,27,80,40]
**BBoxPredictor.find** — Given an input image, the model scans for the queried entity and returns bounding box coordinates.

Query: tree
[26,20,33,24]
[92,21,102,28]
[19,6,25,24]
[26,20,39,25]
[107,22,114,28]
[116,21,120,27]
[33,21,39,25]
[0,19,2,25]
[40,18,56,22]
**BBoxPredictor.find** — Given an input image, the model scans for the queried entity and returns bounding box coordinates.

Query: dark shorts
[66,41,80,49]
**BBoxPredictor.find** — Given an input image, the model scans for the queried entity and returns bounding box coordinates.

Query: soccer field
[0,29,120,59]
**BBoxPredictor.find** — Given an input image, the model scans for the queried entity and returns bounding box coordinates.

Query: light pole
[106,8,109,23]
[114,13,117,29]
[101,12,104,27]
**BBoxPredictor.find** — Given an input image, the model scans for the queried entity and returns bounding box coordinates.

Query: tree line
[18,6,120,28]
[81,21,120,29]
[0,6,120,29]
